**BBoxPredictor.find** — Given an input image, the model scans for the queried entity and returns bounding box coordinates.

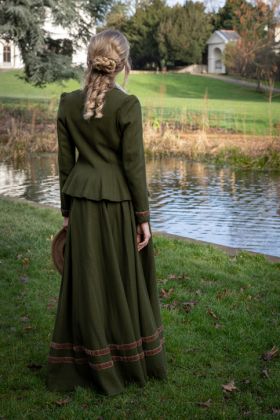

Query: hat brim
[51,226,68,275]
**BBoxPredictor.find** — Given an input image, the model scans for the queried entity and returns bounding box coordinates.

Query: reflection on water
[0,154,280,257]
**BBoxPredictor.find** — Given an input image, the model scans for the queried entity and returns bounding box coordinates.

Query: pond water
[0,153,280,257]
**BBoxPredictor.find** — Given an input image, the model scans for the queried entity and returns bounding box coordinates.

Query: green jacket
[57,84,150,224]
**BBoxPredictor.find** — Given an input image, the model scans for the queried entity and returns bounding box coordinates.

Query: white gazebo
[206,29,240,74]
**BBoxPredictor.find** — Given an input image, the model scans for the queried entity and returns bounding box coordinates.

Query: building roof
[206,29,240,45]
[217,30,240,41]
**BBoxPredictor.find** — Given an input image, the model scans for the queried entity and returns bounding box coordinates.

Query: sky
[166,0,226,11]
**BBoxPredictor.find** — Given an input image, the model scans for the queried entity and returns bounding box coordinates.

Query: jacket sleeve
[57,92,76,217]
[118,94,150,224]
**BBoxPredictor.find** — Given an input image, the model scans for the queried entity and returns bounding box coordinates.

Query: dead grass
[0,108,279,166]
[143,120,280,159]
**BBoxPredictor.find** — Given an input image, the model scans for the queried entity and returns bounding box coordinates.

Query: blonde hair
[83,28,131,120]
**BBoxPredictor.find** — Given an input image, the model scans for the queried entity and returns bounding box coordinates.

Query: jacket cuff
[135,210,150,224]
[61,208,70,217]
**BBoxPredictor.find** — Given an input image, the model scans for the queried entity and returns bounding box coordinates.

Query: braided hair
[83,29,131,120]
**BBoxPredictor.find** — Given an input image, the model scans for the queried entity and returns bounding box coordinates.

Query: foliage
[156,1,213,67]
[0,0,113,86]
[223,0,280,100]
[215,0,255,31]
[121,0,169,70]
[102,0,132,29]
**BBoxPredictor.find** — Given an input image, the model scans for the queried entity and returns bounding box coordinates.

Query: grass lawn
[224,74,280,90]
[1,70,280,135]
[0,196,279,419]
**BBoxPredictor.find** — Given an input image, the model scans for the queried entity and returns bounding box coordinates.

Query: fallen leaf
[262,368,269,378]
[27,363,42,371]
[222,380,238,393]
[19,275,29,284]
[167,274,177,280]
[207,308,219,320]
[55,398,71,406]
[23,325,33,331]
[184,347,200,353]
[272,408,280,415]
[216,289,230,300]
[160,288,175,298]
[22,257,30,267]
[161,300,179,310]
[182,301,198,313]
[242,411,252,417]
[177,273,190,280]
[47,297,58,310]
[261,346,279,361]
[20,316,30,323]
[196,399,212,408]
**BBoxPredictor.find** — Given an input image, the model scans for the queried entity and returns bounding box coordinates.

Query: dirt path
[195,73,280,94]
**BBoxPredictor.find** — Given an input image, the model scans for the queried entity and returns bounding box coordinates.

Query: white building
[0,9,94,70]
[206,29,240,74]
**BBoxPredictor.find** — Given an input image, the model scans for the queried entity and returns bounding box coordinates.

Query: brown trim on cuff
[135,210,150,216]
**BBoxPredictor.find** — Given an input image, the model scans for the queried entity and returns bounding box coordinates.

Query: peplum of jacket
[57,85,150,224]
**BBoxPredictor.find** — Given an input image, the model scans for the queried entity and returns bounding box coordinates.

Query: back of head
[83,28,131,120]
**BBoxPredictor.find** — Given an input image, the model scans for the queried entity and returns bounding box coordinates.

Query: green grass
[224,73,280,90]
[1,70,280,135]
[0,196,279,419]
[209,147,280,170]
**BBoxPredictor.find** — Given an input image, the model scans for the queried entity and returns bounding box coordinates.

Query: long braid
[82,29,131,120]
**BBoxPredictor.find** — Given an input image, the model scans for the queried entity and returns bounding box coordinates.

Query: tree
[0,0,113,86]
[157,1,213,67]
[215,0,254,30]
[223,0,280,101]
[121,0,169,70]
[102,1,132,30]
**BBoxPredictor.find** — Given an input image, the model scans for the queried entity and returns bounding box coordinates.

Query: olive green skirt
[46,197,168,396]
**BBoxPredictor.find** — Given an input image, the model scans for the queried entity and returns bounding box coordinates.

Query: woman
[46,28,168,396]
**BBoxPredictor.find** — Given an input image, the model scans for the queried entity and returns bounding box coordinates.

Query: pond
[0,153,280,257]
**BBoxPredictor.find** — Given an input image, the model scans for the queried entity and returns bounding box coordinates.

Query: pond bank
[1,106,280,169]
[153,230,280,263]
[2,195,280,263]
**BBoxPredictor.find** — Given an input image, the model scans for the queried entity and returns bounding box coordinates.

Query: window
[215,59,222,70]
[3,45,11,63]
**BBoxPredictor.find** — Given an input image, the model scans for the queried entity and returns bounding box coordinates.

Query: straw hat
[51,226,68,275]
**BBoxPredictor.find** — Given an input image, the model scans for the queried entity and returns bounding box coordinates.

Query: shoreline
[1,195,279,263]
[153,230,280,263]
[1,103,280,169]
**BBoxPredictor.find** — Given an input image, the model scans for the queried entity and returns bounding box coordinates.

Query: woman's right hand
[136,222,151,252]
[63,216,69,228]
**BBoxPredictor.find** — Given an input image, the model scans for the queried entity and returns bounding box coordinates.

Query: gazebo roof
[207,29,240,44]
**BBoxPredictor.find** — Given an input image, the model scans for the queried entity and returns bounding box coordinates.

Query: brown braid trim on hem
[48,338,165,370]
[50,325,163,355]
